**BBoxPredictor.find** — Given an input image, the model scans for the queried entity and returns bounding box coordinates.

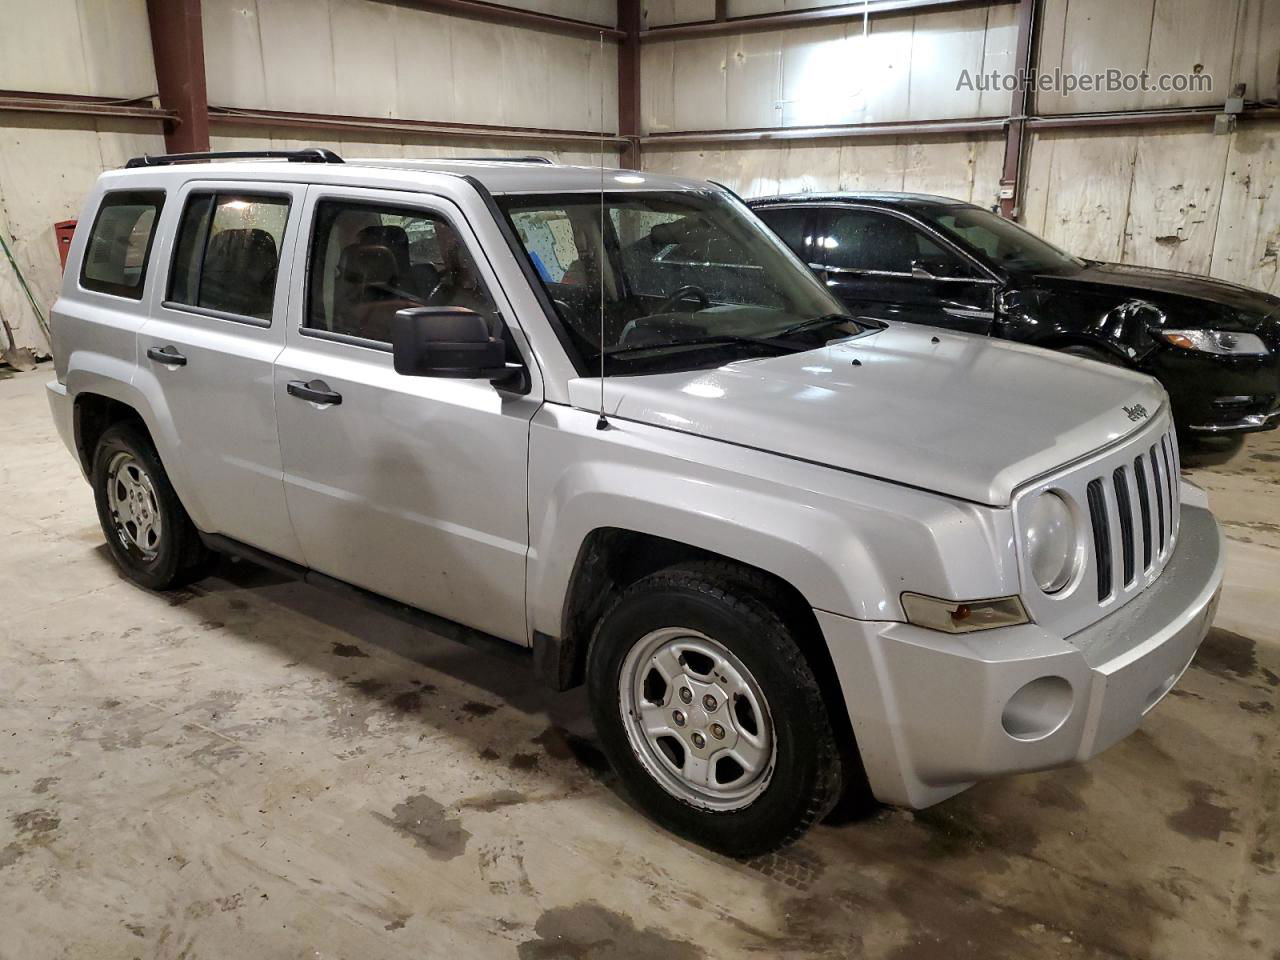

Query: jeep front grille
[1084,429,1180,602]
[1014,414,1180,637]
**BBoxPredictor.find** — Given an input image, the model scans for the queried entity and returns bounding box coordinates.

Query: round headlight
[1024,491,1077,594]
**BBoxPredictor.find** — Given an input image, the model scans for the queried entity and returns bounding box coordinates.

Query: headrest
[205,228,278,272]
[338,243,397,286]
[358,224,410,255]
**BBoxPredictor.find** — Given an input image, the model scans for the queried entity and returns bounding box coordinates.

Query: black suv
[750,193,1280,435]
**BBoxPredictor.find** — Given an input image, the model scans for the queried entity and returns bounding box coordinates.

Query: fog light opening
[1002,676,1074,742]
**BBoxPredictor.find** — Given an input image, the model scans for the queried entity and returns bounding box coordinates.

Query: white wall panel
[1036,0,1238,114]
[203,0,617,132]
[643,133,1004,204]
[1212,123,1280,291]
[1022,121,1280,295]
[644,0,716,28]
[645,5,1017,133]
[0,0,155,97]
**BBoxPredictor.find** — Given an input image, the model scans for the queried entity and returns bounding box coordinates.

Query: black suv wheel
[587,561,845,855]
[92,422,209,590]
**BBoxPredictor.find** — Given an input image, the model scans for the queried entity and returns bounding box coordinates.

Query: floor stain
[1030,766,1092,812]
[460,789,527,813]
[516,903,703,960]
[1195,628,1259,681]
[509,752,540,772]
[533,727,611,777]
[461,701,498,717]
[330,642,369,658]
[1168,780,1240,841]
[374,794,470,861]
[1239,699,1274,715]
[31,776,58,795]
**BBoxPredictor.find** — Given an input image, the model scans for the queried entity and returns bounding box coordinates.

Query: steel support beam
[997,0,1037,218]
[618,0,642,168]
[0,90,173,122]
[207,106,629,148]
[642,116,1006,145]
[382,0,624,39]
[145,0,209,152]
[640,0,1014,41]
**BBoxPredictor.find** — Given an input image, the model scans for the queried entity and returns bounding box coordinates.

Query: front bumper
[818,502,1223,809]
[1153,348,1280,433]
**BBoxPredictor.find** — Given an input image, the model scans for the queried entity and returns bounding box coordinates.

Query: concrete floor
[1,364,1277,960]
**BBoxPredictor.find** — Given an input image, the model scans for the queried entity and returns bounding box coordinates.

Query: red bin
[54,219,77,271]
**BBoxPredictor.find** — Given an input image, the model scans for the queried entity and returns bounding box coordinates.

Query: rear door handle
[287,379,342,406]
[146,345,187,366]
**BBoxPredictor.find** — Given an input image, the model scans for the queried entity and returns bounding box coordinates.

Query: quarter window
[80,191,165,299]
[168,193,290,321]
[305,200,499,344]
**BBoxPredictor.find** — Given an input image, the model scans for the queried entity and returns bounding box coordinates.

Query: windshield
[927,206,1085,275]
[497,190,859,374]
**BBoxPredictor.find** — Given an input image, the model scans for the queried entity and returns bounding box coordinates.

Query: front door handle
[146,345,187,366]
[287,379,342,406]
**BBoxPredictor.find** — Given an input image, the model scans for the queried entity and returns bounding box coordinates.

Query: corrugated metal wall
[640,0,1280,296]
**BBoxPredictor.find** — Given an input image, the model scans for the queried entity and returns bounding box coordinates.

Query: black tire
[1059,344,1120,366]
[586,560,844,856]
[92,421,209,591]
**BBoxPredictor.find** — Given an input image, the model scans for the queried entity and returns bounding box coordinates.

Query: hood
[1035,261,1280,327]
[568,324,1167,506]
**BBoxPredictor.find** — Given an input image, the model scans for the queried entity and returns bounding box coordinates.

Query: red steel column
[618,0,642,169]
[146,0,210,153]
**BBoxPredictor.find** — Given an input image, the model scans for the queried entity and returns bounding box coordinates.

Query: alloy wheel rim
[106,452,162,560]
[618,627,775,811]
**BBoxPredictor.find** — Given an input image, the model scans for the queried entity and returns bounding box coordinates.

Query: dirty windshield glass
[498,191,857,374]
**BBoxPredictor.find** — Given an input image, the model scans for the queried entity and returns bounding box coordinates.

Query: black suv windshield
[927,206,1085,276]
[497,190,862,374]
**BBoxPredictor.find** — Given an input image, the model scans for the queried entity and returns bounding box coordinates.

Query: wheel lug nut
[691,732,706,749]
[710,723,725,740]
[702,694,717,711]
[679,687,693,704]
[672,710,686,726]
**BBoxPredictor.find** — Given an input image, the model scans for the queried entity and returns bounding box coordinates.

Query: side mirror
[910,261,937,281]
[391,307,510,380]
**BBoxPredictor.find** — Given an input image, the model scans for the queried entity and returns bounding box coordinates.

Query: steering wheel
[655,284,711,315]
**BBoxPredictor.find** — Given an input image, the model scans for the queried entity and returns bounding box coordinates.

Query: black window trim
[78,189,167,301]
[299,193,504,350]
[752,201,1001,284]
[165,188,293,327]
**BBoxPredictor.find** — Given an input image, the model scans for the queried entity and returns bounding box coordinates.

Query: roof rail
[445,155,553,164]
[124,148,344,169]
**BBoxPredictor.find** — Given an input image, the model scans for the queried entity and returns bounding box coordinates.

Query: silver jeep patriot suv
[47,149,1224,854]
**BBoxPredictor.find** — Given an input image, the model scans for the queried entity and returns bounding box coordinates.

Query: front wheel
[586,562,845,855]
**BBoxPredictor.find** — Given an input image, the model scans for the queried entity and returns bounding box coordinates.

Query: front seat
[334,243,421,342]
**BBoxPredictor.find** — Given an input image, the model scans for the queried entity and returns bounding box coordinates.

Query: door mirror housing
[391,307,510,380]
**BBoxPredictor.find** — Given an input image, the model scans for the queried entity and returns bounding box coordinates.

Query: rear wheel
[587,561,844,855]
[92,422,209,590]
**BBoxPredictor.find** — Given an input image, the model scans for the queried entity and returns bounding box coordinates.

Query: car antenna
[595,29,610,431]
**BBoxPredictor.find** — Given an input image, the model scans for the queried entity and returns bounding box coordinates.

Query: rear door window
[168,193,291,321]
[80,191,165,299]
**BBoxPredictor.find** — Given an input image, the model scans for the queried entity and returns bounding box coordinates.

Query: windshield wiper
[604,334,805,360]
[772,313,879,339]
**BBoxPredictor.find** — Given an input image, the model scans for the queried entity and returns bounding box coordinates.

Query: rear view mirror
[391,307,509,380]
[910,261,937,281]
